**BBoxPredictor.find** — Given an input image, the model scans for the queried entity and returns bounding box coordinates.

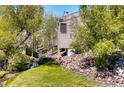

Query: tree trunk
[16,31,31,49]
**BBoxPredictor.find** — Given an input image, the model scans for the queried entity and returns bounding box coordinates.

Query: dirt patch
[0,73,20,87]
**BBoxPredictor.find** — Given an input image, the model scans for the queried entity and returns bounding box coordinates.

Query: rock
[52,53,124,86]
[107,77,112,82]
[114,67,124,78]
[118,68,123,73]
[122,74,124,78]
[116,78,124,84]
[80,56,96,69]
[79,69,84,73]
[87,67,97,79]
[4,73,17,79]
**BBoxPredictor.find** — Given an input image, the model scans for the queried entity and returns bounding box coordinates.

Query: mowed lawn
[4,61,101,87]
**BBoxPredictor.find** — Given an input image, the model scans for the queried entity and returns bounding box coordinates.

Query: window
[60,23,67,33]
[59,18,63,22]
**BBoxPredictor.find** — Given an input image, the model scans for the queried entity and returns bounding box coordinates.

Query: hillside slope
[4,62,100,87]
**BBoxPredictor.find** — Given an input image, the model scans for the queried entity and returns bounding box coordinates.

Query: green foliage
[79,6,124,41]
[43,14,57,51]
[0,29,17,57]
[33,51,38,58]
[0,6,44,33]
[0,6,44,69]
[92,40,115,69]
[93,40,115,57]
[94,57,110,69]
[26,47,32,56]
[0,50,6,61]
[0,5,44,56]
[30,14,57,54]
[26,47,38,58]
[116,33,124,50]
[73,5,124,52]
[71,24,95,53]
[0,50,6,70]
[32,31,47,53]
[7,53,29,72]
[72,6,124,69]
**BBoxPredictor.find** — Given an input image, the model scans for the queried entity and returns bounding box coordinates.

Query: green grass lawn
[4,61,101,87]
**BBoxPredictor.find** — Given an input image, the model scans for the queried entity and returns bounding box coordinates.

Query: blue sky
[44,5,79,17]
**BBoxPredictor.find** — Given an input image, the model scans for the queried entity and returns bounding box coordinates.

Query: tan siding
[57,12,82,48]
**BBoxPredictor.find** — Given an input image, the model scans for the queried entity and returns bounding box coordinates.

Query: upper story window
[60,23,67,33]
[59,18,64,22]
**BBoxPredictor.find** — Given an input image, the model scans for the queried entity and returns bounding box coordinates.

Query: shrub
[94,56,110,69]
[0,50,6,61]
[26,47,38,58]
[116,34,124,51]
[92,40,115,69]
[33,51,38,58]
[0,50,6,70]
[7,53,29,72]
[93,40,115,57]
[26,47,32,56]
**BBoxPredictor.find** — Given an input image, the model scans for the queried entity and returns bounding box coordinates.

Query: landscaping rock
[80,56,96,69]
[4,73,19,79]
[52,53,124,87]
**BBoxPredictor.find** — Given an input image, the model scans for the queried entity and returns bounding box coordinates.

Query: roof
[58,11,81,22]
[59,11,80,17]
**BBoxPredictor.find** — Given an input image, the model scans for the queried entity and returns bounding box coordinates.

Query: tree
[25,14,57,56]
[72,6,124,52]
[0,6,44,70]
[0,28,17,57]
[0,21,18,70]
[72,5,124,69]
[43,14,58,52]
[0,6,44,49]
[31,31,46,54]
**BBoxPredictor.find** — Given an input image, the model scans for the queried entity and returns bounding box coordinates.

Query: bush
[33,51,38,58]
[93,40,115,57]
[26,47,38,58]
[7,53,29,72]
[26,47,32,56]
[116,34,124,51]
[0,50,6,70]
[94,56,110,69]
[92,40,115,69]
[0,50,6,61]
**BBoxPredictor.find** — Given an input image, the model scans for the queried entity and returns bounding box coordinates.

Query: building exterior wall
[57,12,82,49]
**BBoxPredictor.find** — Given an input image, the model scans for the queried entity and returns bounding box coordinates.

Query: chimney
[66,12,69,15]
[64,11,69,16]
[64,11,66,15]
